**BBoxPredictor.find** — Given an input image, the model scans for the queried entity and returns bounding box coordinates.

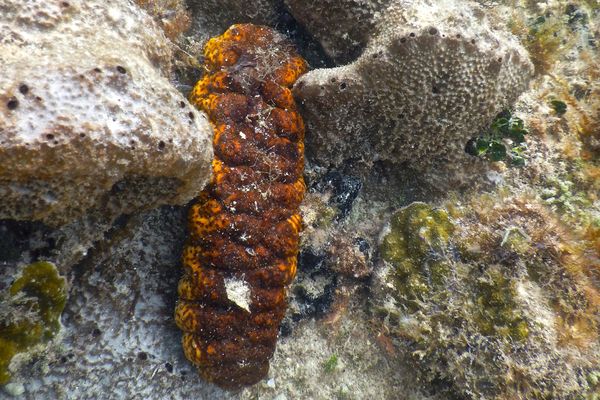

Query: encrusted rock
[134,0,192,41]
[285,0,393,64]
[294,0,534,178]
[373,198,600,399]
[0,261,67,385]
[328,236,372,279]
[0,0,213,226]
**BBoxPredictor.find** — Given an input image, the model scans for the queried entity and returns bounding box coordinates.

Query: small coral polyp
[0,261,67,384]
[176,24,307,389]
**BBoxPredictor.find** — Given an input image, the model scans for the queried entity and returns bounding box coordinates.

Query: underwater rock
[0,261,67,384]
[311,171,362,221]
[373,198,600,399]
[4,207,227,398]
[2,205,407,399]
[0,0,213,226]
[294,0,534,179]
[580,85,600,157]
[188,0,280,44]
[134,0,192,41]
[328,236,372,279]
[285,0,393,64]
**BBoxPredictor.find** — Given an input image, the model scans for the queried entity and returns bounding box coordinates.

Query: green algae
[0,339,17,384]
[550,99,568,116]
[540,177,590,215]
[323,354,339,373]
[380,202,454,308]
[0,261,67,384]
[586,369,600,400]
[475,267,530,340]
[465,110,529,166]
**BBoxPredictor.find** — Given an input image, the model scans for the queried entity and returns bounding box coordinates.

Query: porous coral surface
[0,0,213,226]
[294,0,534,185]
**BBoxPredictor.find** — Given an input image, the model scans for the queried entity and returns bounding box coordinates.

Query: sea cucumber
[175,24,307,389]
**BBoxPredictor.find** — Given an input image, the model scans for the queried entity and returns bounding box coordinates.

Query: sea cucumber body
[175,24,307,389]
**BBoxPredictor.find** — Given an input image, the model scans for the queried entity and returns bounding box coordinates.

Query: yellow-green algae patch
[380,202,454,309]
[0,261,67,384]
[380,202,530,340]
[475,266,530,340]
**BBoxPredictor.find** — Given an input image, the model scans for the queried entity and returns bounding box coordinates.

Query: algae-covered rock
[0,0,213,226]
[373,198,600,400]
[379,202,454,307]
[0,261,67,384]
[474,266,530,340]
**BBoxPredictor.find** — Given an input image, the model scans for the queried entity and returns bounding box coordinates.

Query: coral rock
[294,0,534,175]
[374,196,600,399]
[0,0,213,226]
[378,202,454,307]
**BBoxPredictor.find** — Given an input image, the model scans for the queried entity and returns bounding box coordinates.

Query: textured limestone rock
[294,0,534,177]
[285,0,393,64]
[0,0,213,226]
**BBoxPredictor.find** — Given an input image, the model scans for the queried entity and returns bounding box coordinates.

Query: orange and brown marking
[175,24,308,389]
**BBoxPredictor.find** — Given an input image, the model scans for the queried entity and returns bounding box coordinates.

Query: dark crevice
[274,4,335,69]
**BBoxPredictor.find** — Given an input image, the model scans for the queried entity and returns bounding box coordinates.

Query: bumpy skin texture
[175,24,307,389]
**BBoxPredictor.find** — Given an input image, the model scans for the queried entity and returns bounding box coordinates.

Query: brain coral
[0,0,213,226]
[293,0,534,178]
